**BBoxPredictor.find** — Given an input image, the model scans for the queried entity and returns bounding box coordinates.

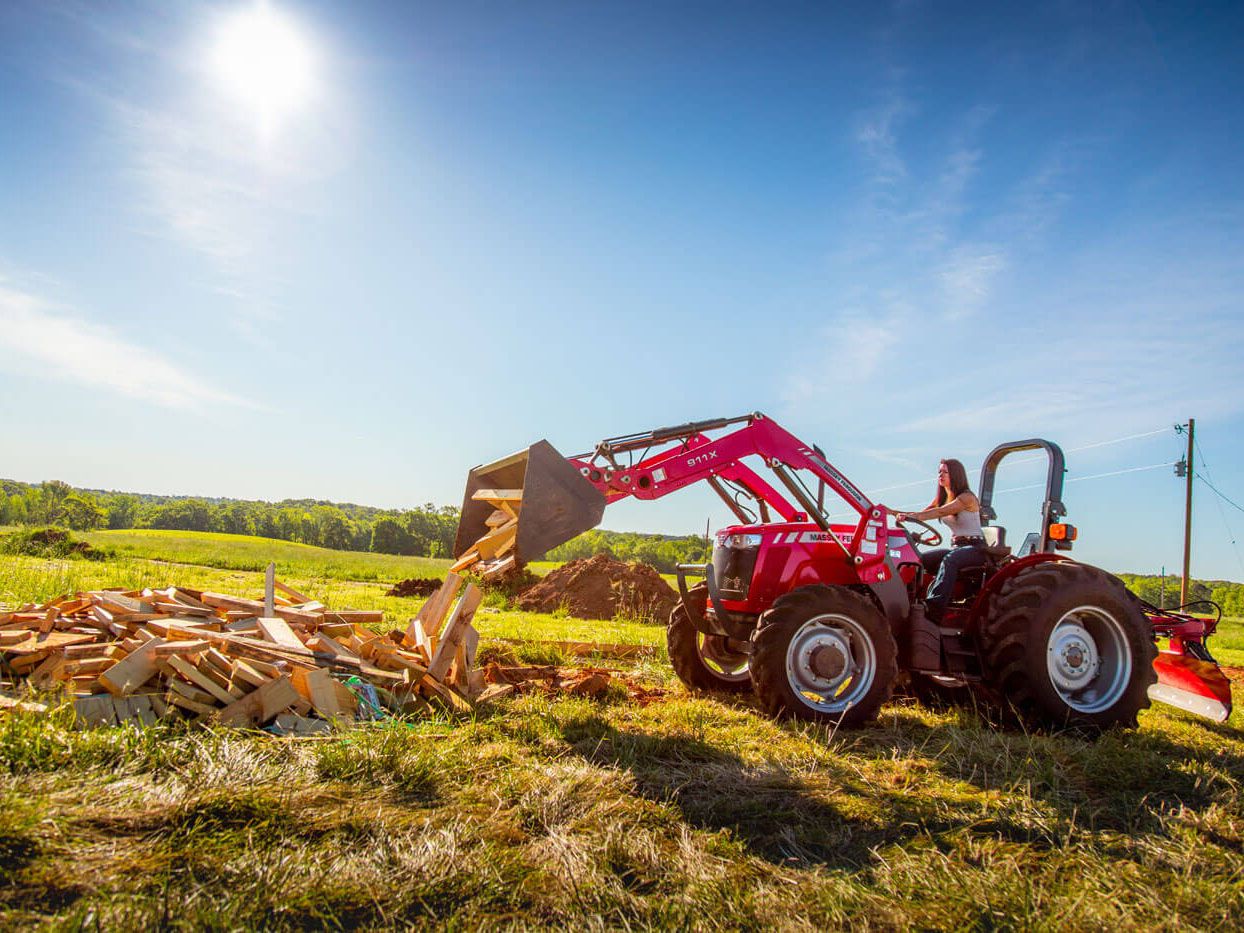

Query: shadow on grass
[554,710,1055,869]
[850,701,1244,838]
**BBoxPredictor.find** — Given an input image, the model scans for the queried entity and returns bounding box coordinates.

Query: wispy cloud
[0,280,249,410]
[938,246,1007,319]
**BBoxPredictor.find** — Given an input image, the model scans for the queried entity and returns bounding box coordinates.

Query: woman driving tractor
[896,458,987,623]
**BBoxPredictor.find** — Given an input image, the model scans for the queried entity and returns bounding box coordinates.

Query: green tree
[62,492,107,531]
[371,517,413,554]
[105,494,141,529]
[147,499,213,532]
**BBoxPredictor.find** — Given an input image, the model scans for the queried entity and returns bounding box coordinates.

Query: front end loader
[453,413,1234,731]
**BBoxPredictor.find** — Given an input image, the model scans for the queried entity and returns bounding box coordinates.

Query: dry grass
[2,685,1243,930]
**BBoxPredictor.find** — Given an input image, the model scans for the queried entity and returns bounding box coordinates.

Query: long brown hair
[936,458,971,507]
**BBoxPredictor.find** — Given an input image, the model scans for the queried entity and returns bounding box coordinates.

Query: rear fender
[964,552,1068,629]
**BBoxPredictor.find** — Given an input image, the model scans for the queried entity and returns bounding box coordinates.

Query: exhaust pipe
[453,440,607,566]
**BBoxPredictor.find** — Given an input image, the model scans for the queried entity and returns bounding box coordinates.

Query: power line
[859,426,1172,498]
[1193,437,1244,577]
[1197,473,1244,517]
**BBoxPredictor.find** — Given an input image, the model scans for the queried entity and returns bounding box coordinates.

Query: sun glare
[209,2,315,131]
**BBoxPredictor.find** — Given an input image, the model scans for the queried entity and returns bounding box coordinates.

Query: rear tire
[980,562,1156,732]
[750,585,898,727]
[667,585,752,693]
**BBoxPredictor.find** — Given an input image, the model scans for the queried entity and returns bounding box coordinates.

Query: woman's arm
[898,492,978,522]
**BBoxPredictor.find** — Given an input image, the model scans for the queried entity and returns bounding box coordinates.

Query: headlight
[725,533,763,549]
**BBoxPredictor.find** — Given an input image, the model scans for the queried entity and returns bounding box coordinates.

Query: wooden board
[215,675,300,727]
[257,617,310,653]
[428,585,483,681]
[1,631,96,655]
[99,639,167,697]
[471,488,523,503]
[409,573,464,641]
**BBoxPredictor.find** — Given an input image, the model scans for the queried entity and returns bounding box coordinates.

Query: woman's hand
[895,512,909,522]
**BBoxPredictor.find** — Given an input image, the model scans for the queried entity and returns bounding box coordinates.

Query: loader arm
[454,413,906,613]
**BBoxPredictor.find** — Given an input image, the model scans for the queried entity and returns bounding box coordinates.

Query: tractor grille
[712,543,760,600]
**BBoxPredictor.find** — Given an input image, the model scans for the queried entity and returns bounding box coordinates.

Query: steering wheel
[897,515,943,548]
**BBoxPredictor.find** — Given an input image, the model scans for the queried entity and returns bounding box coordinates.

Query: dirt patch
[480,662,666,705]
[384,578,443,598]
[516,554,678,622]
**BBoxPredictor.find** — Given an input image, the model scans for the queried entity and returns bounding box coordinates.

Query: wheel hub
[784,613,878,713]
[1044,607,1133,714]
[1048,623,1100,691]
[808,643,848,681]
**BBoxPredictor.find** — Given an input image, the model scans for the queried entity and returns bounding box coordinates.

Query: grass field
[3,530,1244,929]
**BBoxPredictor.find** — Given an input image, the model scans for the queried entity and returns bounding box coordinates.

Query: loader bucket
[1149,652,1233,723]
[454,439,607,565]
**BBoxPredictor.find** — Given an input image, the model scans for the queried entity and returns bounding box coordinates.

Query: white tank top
[942,502,982,538]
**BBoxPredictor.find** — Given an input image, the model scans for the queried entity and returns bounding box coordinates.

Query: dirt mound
[385,578,444,598]
[516,554,678,621]
[1,527,100,560]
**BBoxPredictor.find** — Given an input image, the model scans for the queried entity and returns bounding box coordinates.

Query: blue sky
[1,1,1243,581]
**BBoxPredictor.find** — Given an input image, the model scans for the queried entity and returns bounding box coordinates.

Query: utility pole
[1160,565,1165,610]
[1181,418,1195,606]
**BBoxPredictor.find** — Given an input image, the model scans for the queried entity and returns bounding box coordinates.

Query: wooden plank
[428,585,483,681]
[73,694,118,727]
[28,653,69,689]
[99,638,167,697]
[291,667,353,721]
[201,593,322,625]
[1,631,96,655]
[128,694,158,727]
[473,521,517,559]
[410,573,464,642]
[480,555,517,580]
[271,713,332,736]
[471,488,523,503]
[166,677,220,708]
[230,658,271,689]
[274,579,312,604]
[166,654,239,705]
[256,617,311,653]
[448,549,480,573]
[111,696,137,725]
[418,674,473,713]
[167,691,218,718]
[323,610,385,626]
[215,675,300,728]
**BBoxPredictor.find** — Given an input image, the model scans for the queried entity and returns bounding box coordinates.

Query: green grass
[1209,616,1244,667]
[82,528,454,583]
[3,528,1244,928]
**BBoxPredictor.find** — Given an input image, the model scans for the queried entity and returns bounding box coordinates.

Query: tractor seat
[981,525,1011,561]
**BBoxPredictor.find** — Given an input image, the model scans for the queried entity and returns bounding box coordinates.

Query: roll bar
[978,439,1067,554]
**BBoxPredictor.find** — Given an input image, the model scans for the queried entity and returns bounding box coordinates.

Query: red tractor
[455,413,1232,731]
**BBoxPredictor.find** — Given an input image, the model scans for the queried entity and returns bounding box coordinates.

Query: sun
[209,2,315,131]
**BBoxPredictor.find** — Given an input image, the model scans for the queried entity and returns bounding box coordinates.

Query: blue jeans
[922,545,988,620]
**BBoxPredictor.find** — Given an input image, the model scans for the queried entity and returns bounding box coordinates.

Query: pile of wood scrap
[450,488,521,579]
[0,573,486,732]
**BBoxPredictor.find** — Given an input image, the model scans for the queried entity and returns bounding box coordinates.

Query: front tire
[667,586,752,693]
[750,585,898,727]
[980,562,1157,732]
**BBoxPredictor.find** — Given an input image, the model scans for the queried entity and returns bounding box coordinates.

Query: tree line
[0,479,459,557]
[1116,573,1244,618]
[545,529,710,573]
[0,479,712,566]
